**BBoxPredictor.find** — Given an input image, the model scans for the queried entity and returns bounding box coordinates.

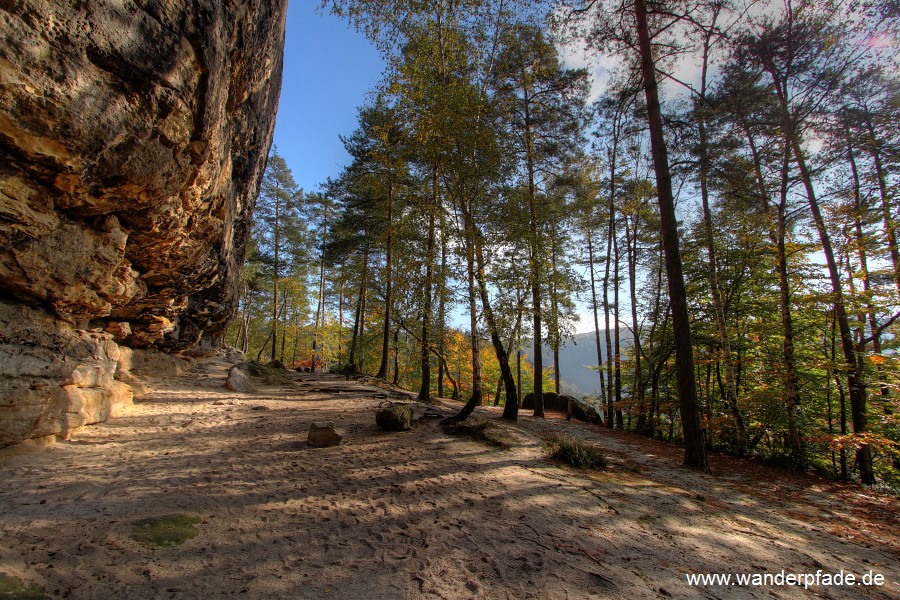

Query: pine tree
[253,149,306,364]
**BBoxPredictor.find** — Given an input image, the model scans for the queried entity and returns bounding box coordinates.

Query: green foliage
[254,149,307,278]
[253,0,900,486]
[231,148,313,365]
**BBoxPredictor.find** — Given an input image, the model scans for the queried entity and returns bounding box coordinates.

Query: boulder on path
[308,422,342,447]
[521,391,566,411]
[226,366,256,393]
[376,404,413,431]
[233,360,291,384]
[235,361,267,376]
[563,395,604,425]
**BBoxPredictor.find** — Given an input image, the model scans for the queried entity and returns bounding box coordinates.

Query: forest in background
[227,0,900,487]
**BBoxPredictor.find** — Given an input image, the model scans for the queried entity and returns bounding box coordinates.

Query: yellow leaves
[867,354,886,366]
[810,433,900,456]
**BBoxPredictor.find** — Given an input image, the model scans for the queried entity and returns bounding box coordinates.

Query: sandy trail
[1,356,897,599]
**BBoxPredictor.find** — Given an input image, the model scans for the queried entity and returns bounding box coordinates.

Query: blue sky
[271,3,385,193]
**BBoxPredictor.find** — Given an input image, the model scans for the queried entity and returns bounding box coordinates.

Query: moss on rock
[0,573,48,599]
[131,513,201,547]
[376,404,413,431]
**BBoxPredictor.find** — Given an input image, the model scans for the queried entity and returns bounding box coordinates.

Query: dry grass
[544,433,607,470]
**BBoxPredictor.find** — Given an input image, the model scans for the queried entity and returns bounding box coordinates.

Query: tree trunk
[418,166,438,401]
[626,210,648,435]
[437,214,448,398]
[377,183,394,379]
[524,93,544,419]
[393,328,401,386]
[745,127,803,466]
[454,207,518,421]
[550,232,562,396]
[587,229,606,411]
[313,202,328,372]
[517,348,522,408]
[338,271,344,361]
[698,117,747,455]
[790,136,873,484]
[465,216,483,407]
[279,290,290,364]
[613,216,623,429]
[634,0,708,471]
[271,278,278,363]
[846,122,889,399]
[603,200,615,428]
[493,376,504,406]
[271,192,280,364]
[475,224,519,420]
[864,114,900,292]
[290,310,300,369]
[349,241,370,370]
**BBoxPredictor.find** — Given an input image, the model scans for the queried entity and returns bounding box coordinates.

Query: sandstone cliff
[0,0,287,448]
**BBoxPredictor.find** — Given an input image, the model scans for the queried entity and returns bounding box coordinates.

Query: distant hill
[521,330,633,398]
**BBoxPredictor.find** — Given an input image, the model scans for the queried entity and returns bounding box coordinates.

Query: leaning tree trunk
[476,225,519,420]
[791,136,873,484]
[846,129,889,400]
[453,207,518,422]
[634,0,708,471]
[864,114,900,293]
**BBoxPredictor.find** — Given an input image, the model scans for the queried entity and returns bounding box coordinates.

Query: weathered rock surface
[563,395,604,425]
[375,404,413,431]
[0,300,133,448]
[225,366,256,393]
[521,391,565,412]
[0,0,287,448]
[307,422,342,448]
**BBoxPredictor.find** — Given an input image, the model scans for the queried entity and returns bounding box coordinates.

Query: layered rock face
[0,0,286,448]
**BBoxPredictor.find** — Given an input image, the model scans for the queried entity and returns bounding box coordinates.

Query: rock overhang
[0,0,288,447]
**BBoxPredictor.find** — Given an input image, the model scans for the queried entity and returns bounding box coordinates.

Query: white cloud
[559,37,623,104]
